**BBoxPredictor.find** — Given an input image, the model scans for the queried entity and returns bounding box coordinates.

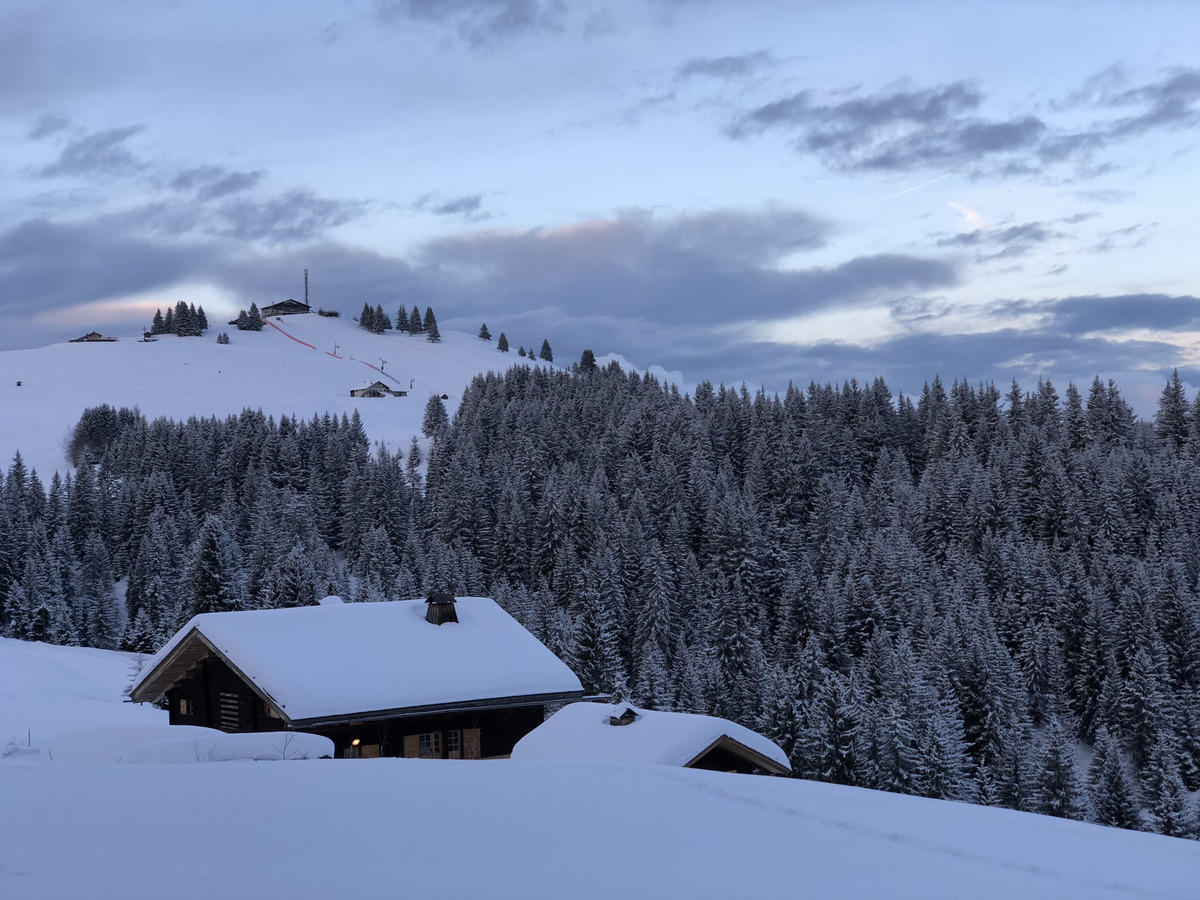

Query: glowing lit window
[178,698,194,716]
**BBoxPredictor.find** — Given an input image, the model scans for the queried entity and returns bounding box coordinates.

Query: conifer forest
[4,363,1200,837]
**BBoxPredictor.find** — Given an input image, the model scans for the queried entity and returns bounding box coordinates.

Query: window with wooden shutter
[218,691,240,732]
[402,734,419,758]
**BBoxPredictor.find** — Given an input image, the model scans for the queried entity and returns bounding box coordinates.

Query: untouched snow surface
[513,701,790,769]
[136,597,583,721]
[0,315,541,476]
[5,756,1200,900]
[0,636,163,758]
[5,638,1200,899]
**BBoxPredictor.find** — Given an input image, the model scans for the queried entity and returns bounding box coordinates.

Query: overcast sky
[2,1,1198,414]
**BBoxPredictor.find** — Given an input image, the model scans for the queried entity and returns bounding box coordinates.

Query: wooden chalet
[511,702,792,776]
[70,331,116,342]
[261,298,311,317]
[350,381,407,398]
[129,595,584,760]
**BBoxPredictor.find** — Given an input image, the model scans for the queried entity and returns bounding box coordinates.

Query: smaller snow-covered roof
[511,702,790,774]
[131,598,583,724]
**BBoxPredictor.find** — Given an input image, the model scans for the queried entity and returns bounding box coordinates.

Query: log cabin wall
[687,744,760,775]
[313,705,547,760]
[165,656,286,735]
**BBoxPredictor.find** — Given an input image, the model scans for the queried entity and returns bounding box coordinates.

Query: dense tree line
[2,364,1199,837]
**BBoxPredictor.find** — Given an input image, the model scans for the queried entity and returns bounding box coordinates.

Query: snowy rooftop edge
[511,701,791,771]
[134,597,583,722]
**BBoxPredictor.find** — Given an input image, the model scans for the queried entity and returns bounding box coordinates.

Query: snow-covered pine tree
[422,394,448,437]
[1088,724,1142,830]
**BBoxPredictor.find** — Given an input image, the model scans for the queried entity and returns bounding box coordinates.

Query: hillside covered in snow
[0,313,541,476]
[3,637,1199,900]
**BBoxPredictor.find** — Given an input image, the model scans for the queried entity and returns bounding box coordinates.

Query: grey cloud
[0,217,217,313]
[215,190,367,245]
[416,207,952,326]
[728,66,1200,177]
[727,81,1048,172]
[937,222,1063,259]
[1104,67,1200,137]
[414,192,487,218]
[676,50,774,81]
[425,206,830,274]
[171,165,264,201]
[40,125,146,179]
[373,0,566,45]
[29,113,70,140]
[1088,223,1152,254]
[998,293,1200,336]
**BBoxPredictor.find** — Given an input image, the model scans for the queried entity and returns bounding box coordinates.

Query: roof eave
[684,734,792,776]
[289,689,586,729]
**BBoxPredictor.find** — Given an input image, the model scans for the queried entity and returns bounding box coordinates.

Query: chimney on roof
[608,707,638,726]
[425,591,458,625]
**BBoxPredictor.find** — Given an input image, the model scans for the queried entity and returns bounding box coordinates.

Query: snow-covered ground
[0,315,539,476]
[0,635,163,760]
[3,638,1199,899]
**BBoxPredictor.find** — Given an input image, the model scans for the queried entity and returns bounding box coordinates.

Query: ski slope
[3,638,1198,900]
[0,315,543,476]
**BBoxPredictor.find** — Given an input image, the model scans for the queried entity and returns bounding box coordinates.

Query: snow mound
[46,726,221,764]
[122,731,333,764]
[512,702,790,770]
[0,637,166,754]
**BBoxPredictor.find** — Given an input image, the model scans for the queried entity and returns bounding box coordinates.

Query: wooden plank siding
[317,707,543,760]
[166,657,286,735]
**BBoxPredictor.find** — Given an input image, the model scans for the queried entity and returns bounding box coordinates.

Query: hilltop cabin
[70,331,116,343]
[511,702,792,776]
[261,299,311,317]
[350,381,408,398]
[129,595,584,760]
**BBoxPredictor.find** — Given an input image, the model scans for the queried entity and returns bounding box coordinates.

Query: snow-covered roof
[511,702,790,773]
[131,597,583,724]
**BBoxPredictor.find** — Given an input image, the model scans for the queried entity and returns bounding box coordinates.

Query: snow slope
[0,315,540,476]
[4,638,1200,899]
[0,636,163,758]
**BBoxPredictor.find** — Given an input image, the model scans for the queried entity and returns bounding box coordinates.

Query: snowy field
[3,638,1199,900]
[0,315,539,476]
